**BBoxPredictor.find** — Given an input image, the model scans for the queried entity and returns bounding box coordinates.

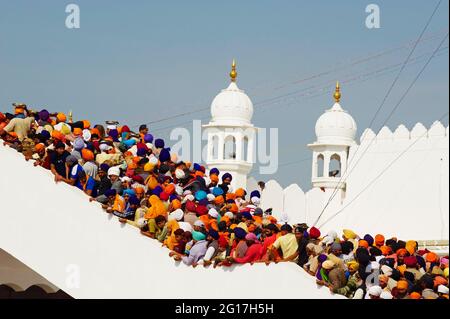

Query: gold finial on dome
[230,59,237,82]
[333,81,341,103]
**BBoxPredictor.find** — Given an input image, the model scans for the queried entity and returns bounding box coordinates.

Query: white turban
[438,285,449,294]
[182,194,195,203]
[108,167,120,177]
[175,168,185,179]
[367,285,383,297]
[169,209,184,221]
[380,291,393,299]
[175,185,184,196]
[224,212,234,219]
[206,194,216,202]
[208,208,219,218]
[148,155,158,165]
[99,143,112,152]
[194,220,205,228]
[82,129,91,142]
[251,196,260,205]
[381,265,393,276]
[178,221,193,233]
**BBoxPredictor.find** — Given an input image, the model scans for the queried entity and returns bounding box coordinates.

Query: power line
[312,0,444,227]
[130,28,447,129]
[316,111,449,229]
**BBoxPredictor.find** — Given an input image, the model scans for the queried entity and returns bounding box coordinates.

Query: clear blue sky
[0,0,448,189]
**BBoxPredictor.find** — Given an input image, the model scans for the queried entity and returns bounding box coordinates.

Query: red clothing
[234,243,263,264]
[260,234,277,255]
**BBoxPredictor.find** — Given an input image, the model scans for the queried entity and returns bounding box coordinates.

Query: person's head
[174,229,184,242]
[207,229,219,242]
[265,223,279,237]
[55,141,65,155]
[330,242,342,256]
[294,226,304,240]
[105,189,117,201]
[155,215,167,229]
[193,220,205,232]
[420,274,434,290]
[368,286,382,299]
[245,233,257,246]
[396,280,408,295]
[139,124,148,135]
[378,275,389,289]
[222,173,232,185]
[78,171,87,184]
[280,223,292,236]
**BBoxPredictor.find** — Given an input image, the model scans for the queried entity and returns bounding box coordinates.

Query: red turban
[309,227,321,239]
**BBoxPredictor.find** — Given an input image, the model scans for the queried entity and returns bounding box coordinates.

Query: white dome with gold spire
[210,60,254,126]
[315,82,357,145]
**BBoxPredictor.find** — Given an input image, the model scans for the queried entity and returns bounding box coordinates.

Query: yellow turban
[405,240,417,255]
[347,261,359,272]
[343,229,357,239]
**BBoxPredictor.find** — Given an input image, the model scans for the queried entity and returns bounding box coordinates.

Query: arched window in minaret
[211,135,219,160]
[243,136,249,162]
[317,154,324,177]
[224,135,236,160]
[329,153,341,177]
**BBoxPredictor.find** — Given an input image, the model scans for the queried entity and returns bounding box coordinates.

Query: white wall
[258,122,449,242]
[0,143,340,299]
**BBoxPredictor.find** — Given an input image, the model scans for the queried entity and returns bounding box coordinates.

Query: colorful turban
[363,234,374,246]
[347,261,359,272]
[208,229,219,240]
[234,227,247,240]
[309,227,321,239]
[343,229,357,239]
[192,230,206,241]
[358,240,369,249]
[250,190,261,198]
[222,173,232,181]
[322,260,335,270]
[426,252,438,263]
[404,256,418,268]
[396,280,408,290]
[380,245,392,256]
[154,138,164,148]
[144,134,153,143]
[396,248,408,257]
[405,240,417,255]
[235,188,246,198]
[374,234,385,247]
[409,292,421,299]
[81,149,94,161]
[210,168,220,175]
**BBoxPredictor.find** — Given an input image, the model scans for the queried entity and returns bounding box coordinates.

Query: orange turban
[226,193,236,201]
[405,240,417,255]
[82,120,91,129]
[396,248,408,257]
[164,184,175,195]
[375,234,385,246]
[34,143,45,152]
[90,128,100,137]
[228,203,238,213]
[409,292,421,299]
[235,188,246,198]
[56,113,67,122]
[132,156,141,164]
[135,187,145,195]
[426,252,438,263]
[210,174,219,183]
[51,130,65,141]
[81,149,94,161]
[358,240,369,249]
[194,171,204,178]
[214,195,224,205]
[73,128,82,136]
[171,199,181,210]
[380,245,392,256]
[397,280,408,290]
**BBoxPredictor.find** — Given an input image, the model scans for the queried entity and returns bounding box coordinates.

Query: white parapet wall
[0,143,341,299]
[259,122,449,244]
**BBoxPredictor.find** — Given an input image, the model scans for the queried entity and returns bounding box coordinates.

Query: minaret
[203,60,258,190]
[308,82,357,190]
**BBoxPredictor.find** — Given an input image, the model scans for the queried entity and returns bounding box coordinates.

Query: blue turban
[241,212,252,220]
[39,109,50,122]
[123,189,136,197]
[144,133,154,143]
[222,173,232,181]
[250,190,261,198]
[123,139,136,148]
[137,148,147,157]
[128,195,140,206]
[108,129,119,142]
[193,163,202,171]
[152,185,163,197]
[195,190,207,201]
[198,198,209,206]
[210,168,220,175]
[192,230,206,241]
[154,138,165,148]
[169,194,178,202]
[234,227,247,240]
[212,187,224,196]
[208,229,219,240]
[159,148,171,162]
[105,189,117,197]
[363,234,374,246]
[40,130,51,141]
[100,163,110,172]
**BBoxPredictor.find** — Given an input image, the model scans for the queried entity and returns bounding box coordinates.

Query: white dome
[315,102,357,145]
[210,82,253,126]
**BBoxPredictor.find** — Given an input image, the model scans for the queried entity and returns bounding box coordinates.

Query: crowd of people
[1,103,449,299]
